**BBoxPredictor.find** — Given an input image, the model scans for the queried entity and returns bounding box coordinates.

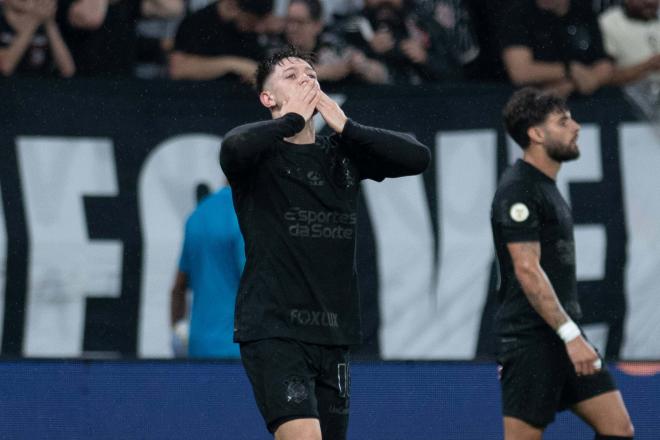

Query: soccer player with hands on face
[220,47,430,440]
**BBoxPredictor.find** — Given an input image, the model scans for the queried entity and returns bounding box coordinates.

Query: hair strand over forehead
[255,46,315,92]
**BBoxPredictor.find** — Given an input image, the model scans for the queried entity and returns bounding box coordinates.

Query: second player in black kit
[220,48,430,440]
[491,88,633,440]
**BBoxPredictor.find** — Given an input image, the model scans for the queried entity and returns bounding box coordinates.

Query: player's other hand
[281,79,321,122]
[171,319,189,358]
[565,335,601,376]
[315,92,347,133]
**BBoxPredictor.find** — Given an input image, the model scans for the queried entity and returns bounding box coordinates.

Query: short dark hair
[255,46,315,92]
[503,87,569,149]
[289,0,323,21]
[237,0,274,17]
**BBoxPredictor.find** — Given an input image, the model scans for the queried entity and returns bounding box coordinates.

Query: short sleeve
[492,184,542,243]
[585,14,609,62]
[598,14,617,59]
[173,15,199,54]
[498,1,532,50]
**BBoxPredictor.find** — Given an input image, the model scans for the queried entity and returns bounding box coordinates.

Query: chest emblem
[306,170,325,186]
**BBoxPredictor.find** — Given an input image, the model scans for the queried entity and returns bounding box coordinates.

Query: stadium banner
[0,360,659,439]
[0,79,658,360]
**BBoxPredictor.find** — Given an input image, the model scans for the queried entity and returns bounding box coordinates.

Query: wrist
[336,115,347,133]
[557,320,580,343]
[19,21,40,34]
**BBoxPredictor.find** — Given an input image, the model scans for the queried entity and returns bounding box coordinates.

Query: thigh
[571,389,633,436]
[274,418,322,440]
[240,339,319,433]
[316,346,350,440]
[498,340,568,429]
[503,416,543,440]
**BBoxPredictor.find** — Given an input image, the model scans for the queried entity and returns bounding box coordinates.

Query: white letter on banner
[362,172,434,359]
[620,123,660,359]
[137,134,225,357]
[18,137,121,357]
[432,130,496,358]
[364,130,497,359]
[508,126,608,352]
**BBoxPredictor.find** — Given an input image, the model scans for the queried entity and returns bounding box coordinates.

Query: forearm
[510,61,565,85]
[171,288,186,325]
[503,48,566,85]
[220,113,305,178]
[169,54,236,80]
[609,61,651,86]
[588,60,614,88]
[516,265,571,330]
[340,120,430,177]
[142,0,184,18]
[315,62,350,82]
[544,78,575,98]
[45,22,76,77]
[355,59,389,84]
[0,25,38,76]
[170,271,188,325]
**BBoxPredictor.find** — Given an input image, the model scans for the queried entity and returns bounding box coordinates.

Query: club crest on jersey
[509,203,530,222]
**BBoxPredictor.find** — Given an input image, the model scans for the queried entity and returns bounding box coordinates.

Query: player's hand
[400,38,428,64]
[644,53,660,72]
[171,319,189,358]
[569,62,600,96]
[565,335,601,376]
[280,79,321,122]
[315,91,347,133]
[369,27,395,54]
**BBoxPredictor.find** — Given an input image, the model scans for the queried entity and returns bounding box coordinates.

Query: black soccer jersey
[220,113,429,346]
[491,159,582,340]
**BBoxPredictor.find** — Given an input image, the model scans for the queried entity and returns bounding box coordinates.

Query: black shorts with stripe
[497,334,617,428]
[240,338,350,438]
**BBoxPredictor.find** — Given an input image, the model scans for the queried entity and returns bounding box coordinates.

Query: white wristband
[557,320,580,343]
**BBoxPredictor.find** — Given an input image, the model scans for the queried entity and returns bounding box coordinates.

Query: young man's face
[538,110,581,162]
[285,3,323,51]
[262,57,318,110]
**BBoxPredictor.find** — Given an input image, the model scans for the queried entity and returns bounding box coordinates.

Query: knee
[597,418,634,438]
[617,415,635,437]
[622,419,635,437]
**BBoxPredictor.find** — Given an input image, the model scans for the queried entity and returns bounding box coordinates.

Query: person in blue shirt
[170,185,245,358]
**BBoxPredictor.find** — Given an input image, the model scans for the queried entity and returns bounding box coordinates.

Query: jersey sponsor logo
[290,309,339,328]
[509,203,530,222]
[284,207,356,240]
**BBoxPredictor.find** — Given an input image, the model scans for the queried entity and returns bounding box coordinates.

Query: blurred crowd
[0,0,659,96]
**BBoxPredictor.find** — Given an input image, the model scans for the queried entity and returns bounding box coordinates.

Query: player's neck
[523,150,560,180]
[284,120,316,144]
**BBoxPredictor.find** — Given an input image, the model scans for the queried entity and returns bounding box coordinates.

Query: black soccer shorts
[497,335,617,428]
[240,338,350,438]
